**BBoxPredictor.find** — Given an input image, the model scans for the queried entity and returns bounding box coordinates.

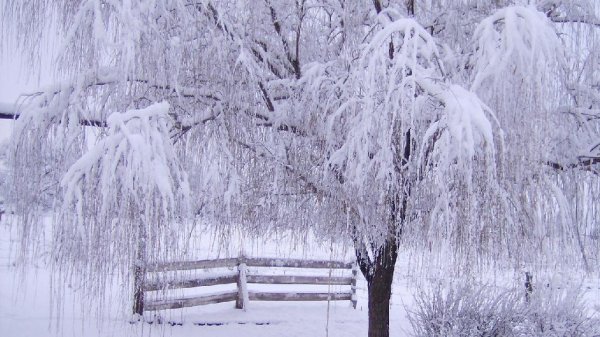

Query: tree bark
[359,237,398,337]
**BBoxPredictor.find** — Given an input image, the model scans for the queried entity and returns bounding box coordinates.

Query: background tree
[1,1,599,337]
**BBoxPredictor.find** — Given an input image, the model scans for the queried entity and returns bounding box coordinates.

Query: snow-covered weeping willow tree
[1,1,599,337]
[293,15,505,333]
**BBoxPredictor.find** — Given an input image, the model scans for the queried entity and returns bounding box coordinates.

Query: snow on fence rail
[134,257,358,314]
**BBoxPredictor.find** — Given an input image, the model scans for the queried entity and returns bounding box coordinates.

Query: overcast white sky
[0,55,32,102]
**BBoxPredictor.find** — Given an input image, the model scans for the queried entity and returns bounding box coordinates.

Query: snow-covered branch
[58,101,190,296]
[471,6,563,92]
[550,15,600,27]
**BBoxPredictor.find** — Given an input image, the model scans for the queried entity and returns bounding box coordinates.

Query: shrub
[408,282,599,337]
[522,287,599,337]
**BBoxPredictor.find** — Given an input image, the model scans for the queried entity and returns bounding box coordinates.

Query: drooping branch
[57,101,190,304]
[1,70,222,136]
[353,227,373,281]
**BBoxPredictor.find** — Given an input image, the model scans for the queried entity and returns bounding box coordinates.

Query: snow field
[2,219,598,337]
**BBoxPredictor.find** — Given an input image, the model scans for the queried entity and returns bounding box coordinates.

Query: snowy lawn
[0,263,413,337]
[2,219,598,337]
[0,221,414,337]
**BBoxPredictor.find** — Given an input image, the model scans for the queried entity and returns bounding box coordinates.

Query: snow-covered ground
[0,218,414,337]
[2,217,599,337]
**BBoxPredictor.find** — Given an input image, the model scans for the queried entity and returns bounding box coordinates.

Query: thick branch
[0,111,16,120]
[0,108,107,127]
[258,82,276,112]
[203,2,293,80]
[266,1,301,78]
[354,236,373,281]
[372,0,382,14]
[406,0,415,16]
[547,157,600,175]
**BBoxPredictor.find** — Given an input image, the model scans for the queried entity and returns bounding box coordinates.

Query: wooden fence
[134,257,358,314]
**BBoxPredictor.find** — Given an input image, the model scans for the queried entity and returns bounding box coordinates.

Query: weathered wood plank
[146,257,352,272]
[144,273,237,291]
[139,257,357,313]
[248,292,352,301]
[145,292,238,311]
[244,258,353,269]
[246,274,352,285]
[146,258,239,272]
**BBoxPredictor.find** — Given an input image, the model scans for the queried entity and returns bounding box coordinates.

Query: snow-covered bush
[523,287,600,337]
[409,283,523,337]
[408,282,599,337]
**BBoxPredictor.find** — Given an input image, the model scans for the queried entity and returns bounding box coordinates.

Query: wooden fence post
[236,261,249,310]
[525,271,533,302]
[133,223,147,317]
[351,263,358,309]
[133,263,146,316]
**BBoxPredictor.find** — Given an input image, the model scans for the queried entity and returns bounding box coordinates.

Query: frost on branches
[1,1,599,337]
[58,101,190,295]
[321,17,502,256]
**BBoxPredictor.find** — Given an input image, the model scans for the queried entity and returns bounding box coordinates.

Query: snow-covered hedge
[408,282,599,337]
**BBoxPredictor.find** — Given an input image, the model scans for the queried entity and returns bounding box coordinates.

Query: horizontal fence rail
[146,291,239,311]
[248,292,352,302]
[246,275,353,285]
[144,273,238,291]
[146,258,239,272]
[245,257,354,269]
[145,257,354,272]
[134,256,358,314]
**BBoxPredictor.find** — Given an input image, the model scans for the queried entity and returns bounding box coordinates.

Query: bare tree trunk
[367,262,396,337]
[356,237,398,337]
